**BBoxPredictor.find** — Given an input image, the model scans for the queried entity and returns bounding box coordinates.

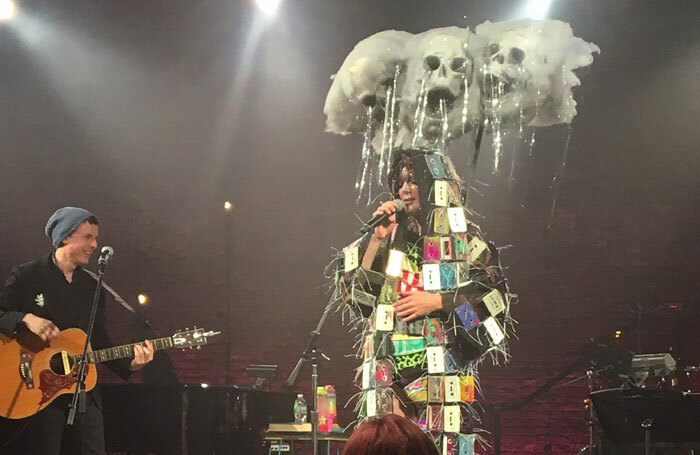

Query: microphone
[360,199,405,234]
[98,246,114,266]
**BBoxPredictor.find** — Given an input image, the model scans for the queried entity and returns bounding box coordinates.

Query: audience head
[342,414,439,455]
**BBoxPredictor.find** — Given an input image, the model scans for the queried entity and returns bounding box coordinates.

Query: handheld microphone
[360,199,405,234]
[98,246,114,266]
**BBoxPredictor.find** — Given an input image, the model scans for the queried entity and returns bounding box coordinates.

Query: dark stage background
[1,1,700,453]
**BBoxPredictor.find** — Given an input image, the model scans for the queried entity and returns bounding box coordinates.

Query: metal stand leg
[641,419,652,455]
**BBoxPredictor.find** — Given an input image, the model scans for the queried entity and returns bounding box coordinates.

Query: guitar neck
[75,337,173,364]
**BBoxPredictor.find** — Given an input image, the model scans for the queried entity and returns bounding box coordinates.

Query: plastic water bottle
[293,394,307,424]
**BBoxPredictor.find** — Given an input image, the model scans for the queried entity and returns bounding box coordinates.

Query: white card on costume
[343,246,359,273]
[422,263,441,291]
[362,362,372,389]
[447,207,468,233]
[482,289,505,316]
[427,346,446,374]
[375,304,394,331]
[467,236,488,262]
[434,180,449,207]
[385,249,404,277]
[484,317,505,345]
[366,389,377,417]
[444,376,460,402]
[443,405,461,432]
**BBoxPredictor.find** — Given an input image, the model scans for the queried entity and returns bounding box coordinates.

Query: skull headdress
[401,27,480,147]
[474,19,600,127]
[323,30,412,135]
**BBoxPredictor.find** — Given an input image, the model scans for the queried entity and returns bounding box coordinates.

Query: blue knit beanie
[45,207,96,249]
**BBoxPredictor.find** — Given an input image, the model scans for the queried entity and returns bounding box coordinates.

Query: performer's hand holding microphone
[361,199,405,240]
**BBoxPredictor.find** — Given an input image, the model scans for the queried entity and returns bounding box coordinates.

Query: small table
[265,424,350,455]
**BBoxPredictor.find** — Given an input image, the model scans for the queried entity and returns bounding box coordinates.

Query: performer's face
[62,221,99,266]
[397,166,421,215]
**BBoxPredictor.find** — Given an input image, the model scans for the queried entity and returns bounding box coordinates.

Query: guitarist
[0,207,154,455]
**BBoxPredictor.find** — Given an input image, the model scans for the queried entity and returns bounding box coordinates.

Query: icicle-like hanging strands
[412,73,429,147]
[439,97,449,154]
[355,104,376,204]
[377,65,401,185]
[377,84,394,188]
[546,124,572,231]
[461,73,469,133]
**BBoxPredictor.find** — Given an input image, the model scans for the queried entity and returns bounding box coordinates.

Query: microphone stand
[66,258,108,426]
[286,301,335,455]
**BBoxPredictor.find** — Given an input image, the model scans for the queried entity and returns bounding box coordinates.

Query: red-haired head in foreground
[342,414,439,455]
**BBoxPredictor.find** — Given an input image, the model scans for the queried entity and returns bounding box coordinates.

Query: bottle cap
[317,387,327,395]
[297,393,304,398]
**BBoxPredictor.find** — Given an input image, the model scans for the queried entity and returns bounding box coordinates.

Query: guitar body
[0,328,97,419]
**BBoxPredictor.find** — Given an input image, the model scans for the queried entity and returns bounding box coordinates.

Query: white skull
[324,30,411,134]
[402,27,476,142]
[479,27,551,124]
[475,19,600,126]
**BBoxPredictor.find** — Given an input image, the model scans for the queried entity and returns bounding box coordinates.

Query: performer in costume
[0,207,154,455]
[341,149,511,451]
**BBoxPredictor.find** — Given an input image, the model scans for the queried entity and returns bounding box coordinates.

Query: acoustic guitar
[0,326,220,419]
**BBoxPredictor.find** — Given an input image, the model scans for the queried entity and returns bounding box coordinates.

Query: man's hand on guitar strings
[22,313,59,342]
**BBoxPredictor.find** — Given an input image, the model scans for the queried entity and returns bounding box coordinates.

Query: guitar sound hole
[48,352,73,375]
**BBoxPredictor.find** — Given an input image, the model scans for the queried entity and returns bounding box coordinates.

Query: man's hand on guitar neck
[22,313,60,342]
[130,339,155,371]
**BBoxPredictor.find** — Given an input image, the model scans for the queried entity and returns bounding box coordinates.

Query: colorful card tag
[405,377,428,402]
[455,303,480,331]
[427,346,446,374]
[343,246,359,273]
[377,387,393,415]
[447,181,462,206]
[460,375,476,403]
[448,207,468,233]
[386,249,405,277]
[392,335,426,355]
[443,432,458,455]
[375,359,393,386]
[482,289,505,316]
[467,237,488,262]
[484,316,505,345]
[454,233,469,260]
[428,404,443,430]
[423,318,445,345]
[366,389,377,417]
[444,405,461,433]
[444,375,461,402]
[422,263,441,291]
[398,269,423,293]
[441,236,454,260]
[455,262,470,286]
[423,236,442,261]
[425,154,447,179]
[428,376,444,402]
[458,434,475,455]
[440,263,457,291]
[433,208,450,234]
[375,304,395,331]
[434,180,450,207]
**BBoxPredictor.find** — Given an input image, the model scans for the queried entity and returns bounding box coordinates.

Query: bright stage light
[514,0,552,20]
[224,200,233,212]
[137,293,149,305]
[255,0,280,16]
[0,0,15,21]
